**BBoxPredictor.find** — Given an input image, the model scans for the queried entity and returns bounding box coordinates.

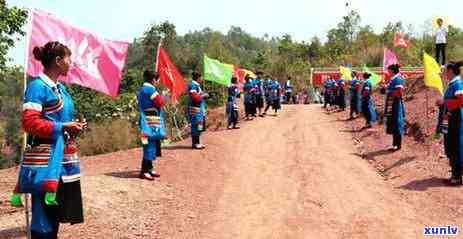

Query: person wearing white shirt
[435,18,447,65]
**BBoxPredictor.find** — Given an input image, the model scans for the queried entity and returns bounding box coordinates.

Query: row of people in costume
[11,41,214,238]
[348,67,402,151]
[323,77,347,111]
[323,68,402,151]
[243,72,283,120]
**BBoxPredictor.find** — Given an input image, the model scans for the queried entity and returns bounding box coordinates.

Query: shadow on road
[105,170,140,179]
[397,177,449,191]
[0,226,26,239]
[340,128,366,133]
[162,145,192,151]
[383,156,416,173]
[352,149,394,161]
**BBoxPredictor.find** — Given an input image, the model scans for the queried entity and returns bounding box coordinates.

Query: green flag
[203,55,234,86]
[362,66,382,88]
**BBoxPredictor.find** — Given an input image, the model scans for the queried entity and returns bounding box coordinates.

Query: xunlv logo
[424,225,459,236]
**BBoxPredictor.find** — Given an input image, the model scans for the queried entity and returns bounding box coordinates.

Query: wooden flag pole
[425,88,430,156]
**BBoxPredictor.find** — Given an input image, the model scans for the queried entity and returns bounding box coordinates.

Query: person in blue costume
[336,78,346,111]
[323,77,333,108]
[253,71,265,117]
[226,77,241,129]
[284,77,294,104]
[188,72,208,149]
[384,64,405,151]
[361,72,377,128]
[435,62,463,185]
[12,41,85,239]
[243,75,256,120]
[349,72,361,119]
[137,70,166,180]
[263,75,273,112]
[264,77,282,116]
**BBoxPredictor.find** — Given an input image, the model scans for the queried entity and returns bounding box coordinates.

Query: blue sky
[6,0,462,66]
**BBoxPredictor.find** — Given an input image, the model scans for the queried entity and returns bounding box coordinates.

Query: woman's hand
[62,121,85,134]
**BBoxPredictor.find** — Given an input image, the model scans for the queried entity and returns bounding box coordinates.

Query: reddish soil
[0,103,461,239]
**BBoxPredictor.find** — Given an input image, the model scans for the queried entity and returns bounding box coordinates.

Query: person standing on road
[12,41,85,239]
[435,18,447,66]
[244,75,257,120]
[264,78,282,116]
[349,72,361,119]
[284,77,293,104]
[361,72,377,128]
[336,78,347,111]
[435,62,463,185]
[253,71,265,117]
[226,77,241,129]
[264,76,274,115]
[137,70,166,180]
[384,64,405,151]
[188,72,208,150]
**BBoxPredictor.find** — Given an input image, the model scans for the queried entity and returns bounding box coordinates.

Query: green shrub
[78,119,139,156]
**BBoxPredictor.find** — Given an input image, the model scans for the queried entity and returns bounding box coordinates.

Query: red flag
[233,66,246,89]
[394,32,411,49]
[156,47,187,103]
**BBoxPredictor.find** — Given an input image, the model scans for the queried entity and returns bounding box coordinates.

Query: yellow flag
[423,52,443,96]
[243,69,256,78]
[432,16,450,30]
[340,66,353,81]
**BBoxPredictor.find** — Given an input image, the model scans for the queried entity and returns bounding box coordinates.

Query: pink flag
[383,48,400,82]
[27,10,129,97]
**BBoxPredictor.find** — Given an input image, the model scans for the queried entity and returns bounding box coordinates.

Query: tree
[0,66,23,167]
[0,1,27,70]
[325,10,361,63]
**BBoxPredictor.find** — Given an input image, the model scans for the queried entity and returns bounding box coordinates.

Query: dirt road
[0,105,448,238]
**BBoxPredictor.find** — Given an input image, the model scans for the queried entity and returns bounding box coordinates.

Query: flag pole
[22,8,34,239]
[155,35,164,73]
[425,88,430,156]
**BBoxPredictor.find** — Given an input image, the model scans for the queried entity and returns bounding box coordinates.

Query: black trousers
[436,43,446,65]
[155,140,162,157]
[141,159,153,173]
[32,230,58,239]
[228,110,238,127]
[264,102,271,113]
[350,98,359,117]
[393,133,402,149]
[449,155,462,180]
[192,135,201,146]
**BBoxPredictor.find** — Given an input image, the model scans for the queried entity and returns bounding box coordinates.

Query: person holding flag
[137,70,166,180]
[384,64,405,151]
[13,41,85,238]
[361,72,377,128]
[253,71,265,117]
[226,77,241,129]
[188,72,208,149]
[349,72,361,119]
[435,62,463,185]
[244,75,257,120]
